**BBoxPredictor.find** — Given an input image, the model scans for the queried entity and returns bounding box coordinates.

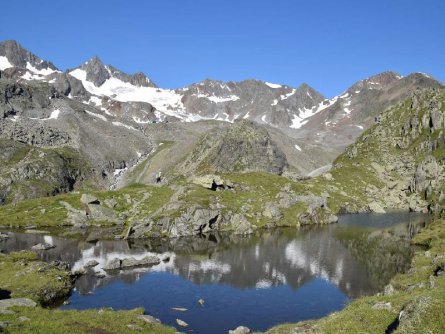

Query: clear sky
[1,0,444,97]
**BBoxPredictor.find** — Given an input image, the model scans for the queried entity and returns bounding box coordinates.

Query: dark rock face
[107,65,156,88]
[80,56,110,87]
[0,40,58,72]
[70,57,157,88]
[180,120,288,175]
[48,72,90,99]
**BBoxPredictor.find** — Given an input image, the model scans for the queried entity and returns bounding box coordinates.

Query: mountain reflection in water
[0,212,428,333]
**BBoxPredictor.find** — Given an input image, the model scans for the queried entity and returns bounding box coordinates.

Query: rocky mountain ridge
[2,40,441,134]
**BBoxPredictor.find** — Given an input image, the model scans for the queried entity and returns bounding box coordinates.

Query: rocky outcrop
[180,120,288,175]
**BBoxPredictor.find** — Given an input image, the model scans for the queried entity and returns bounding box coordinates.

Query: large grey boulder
[0,298,37,310]
[170,207,220,237]
[231,214,253,235]
[86,204,118,222]
[81,193,100,205]
[103,258,121,271]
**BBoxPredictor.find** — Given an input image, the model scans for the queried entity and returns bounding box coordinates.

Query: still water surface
[0,213,429,333]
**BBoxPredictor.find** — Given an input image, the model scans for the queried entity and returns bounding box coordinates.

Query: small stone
[372,302,392,310]
[18,316,30,322]
[127,323,142,330]
[176,319,188,327]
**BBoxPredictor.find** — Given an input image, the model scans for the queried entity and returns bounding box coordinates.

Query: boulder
[229,326,251,334]
[31,243,55,251]
[84,260,99,268]
[80,193,100,205]
[87,204,118,222]
[231,214,253,235]
[193,175,227,190]
[137,314,161,325]
[103,258,121,271]
[170,207,220,237]
[0,298,37,310]
[368,201,386,213]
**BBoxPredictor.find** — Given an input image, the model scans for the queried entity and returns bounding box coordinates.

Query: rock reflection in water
[0,213,429,334]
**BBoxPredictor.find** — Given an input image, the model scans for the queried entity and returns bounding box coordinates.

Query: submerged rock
[176,319,189,327]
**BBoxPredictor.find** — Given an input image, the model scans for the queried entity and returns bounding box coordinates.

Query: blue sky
[1,0,444,97]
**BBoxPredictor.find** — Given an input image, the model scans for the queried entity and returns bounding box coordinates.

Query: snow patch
[195,94,240,103]
[280,89,297,100]
[133,116,152,124]
[85,110,107,122]
[26,62,58,76]
[264,82,282,89]
[112,121,137,131]
[261,115,267,123]
[0,56,13,70]
[69,69,189,120]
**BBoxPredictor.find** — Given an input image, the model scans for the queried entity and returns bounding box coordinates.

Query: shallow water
[0,212,429,333]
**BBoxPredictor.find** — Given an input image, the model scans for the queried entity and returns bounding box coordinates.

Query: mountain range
[0,39,443,202]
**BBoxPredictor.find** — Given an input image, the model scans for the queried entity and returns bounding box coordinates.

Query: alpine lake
[0,212,430,334]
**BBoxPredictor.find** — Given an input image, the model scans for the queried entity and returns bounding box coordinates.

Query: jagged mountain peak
[0,40,58,72]
[70,56,156,88]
